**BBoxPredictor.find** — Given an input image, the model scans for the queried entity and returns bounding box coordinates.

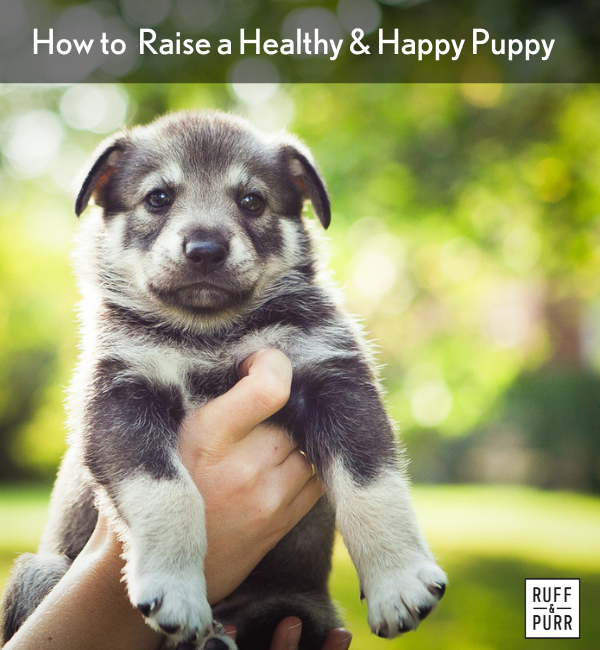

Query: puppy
[1,111,446,649]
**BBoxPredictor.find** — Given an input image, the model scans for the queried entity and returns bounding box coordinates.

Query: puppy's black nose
[184,239,228,273]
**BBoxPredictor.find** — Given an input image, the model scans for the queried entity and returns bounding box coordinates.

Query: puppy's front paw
[365,558,447,638]
[131,573,213,644]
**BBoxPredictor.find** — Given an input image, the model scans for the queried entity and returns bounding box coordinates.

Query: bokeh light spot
[337,0,381,35]
[3,110,63,179]
[60,85,129,133]
[530,157,572,203]
[122,0,171,27]
[461,83,503,108]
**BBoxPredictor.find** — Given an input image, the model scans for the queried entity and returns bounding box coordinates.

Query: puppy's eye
[146,191,171,210]
[239,193,265,215]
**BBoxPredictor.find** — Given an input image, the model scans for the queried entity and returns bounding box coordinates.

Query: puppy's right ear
[75,137,126,217]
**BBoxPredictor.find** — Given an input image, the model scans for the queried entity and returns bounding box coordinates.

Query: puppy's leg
[223,593,340,650]
[83,372,235,649]
[108,469,216,646]
[327,460,447,638]
[1,553,72,643]
[279,358,447,638]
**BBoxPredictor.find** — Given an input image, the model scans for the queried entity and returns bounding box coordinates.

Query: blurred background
[4,0,600,83]
[1,83,600,648]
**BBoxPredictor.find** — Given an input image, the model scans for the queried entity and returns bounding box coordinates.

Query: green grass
[0,485,51,585]
[331,486,600,650]
[1,485,599,649]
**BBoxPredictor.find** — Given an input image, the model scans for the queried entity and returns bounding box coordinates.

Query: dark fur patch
[238,212,284,260]
[186,367,237,400]
[104,303,234,351]
[83,359,184,487]
[96,146,161,217]
[122,211,170,252]
[247,286,338,333]
[1,554,72,643]
[273,356,397,484]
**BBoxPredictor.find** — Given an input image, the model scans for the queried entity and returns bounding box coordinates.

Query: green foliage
[2,485,599,649]
[1,84,600,484]
[330,485,600,649]
[0,485,50,588]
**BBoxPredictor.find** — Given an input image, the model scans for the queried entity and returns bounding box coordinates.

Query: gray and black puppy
[1,111,446,650]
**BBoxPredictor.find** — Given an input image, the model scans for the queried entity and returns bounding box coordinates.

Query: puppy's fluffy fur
[1,111,446,649]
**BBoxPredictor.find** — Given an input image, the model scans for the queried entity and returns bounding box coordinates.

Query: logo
[525,579,580,639]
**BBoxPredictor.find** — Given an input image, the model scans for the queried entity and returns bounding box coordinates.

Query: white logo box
[525,579,580,639]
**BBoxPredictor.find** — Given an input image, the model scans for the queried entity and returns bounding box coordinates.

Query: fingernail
[288,621,302,649]
[336,632,352,650]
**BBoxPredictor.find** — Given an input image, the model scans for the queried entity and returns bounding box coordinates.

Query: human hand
[3,350,335,650]
[179,348,325,605]
[268,617,352,650]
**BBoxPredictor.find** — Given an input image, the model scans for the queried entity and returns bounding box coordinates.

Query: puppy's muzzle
[184,238,229,274]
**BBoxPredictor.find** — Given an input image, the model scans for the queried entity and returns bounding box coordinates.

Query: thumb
[184,349,292,446]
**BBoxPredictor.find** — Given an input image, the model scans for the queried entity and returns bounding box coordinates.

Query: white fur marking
[117,471,213,643]
[229,324,358,371]
[226,164,268,194]
[327,460,447,637]
[139,165,184,198]
[279,219,303,267]
[228,233,257,270]
[113,341,191,386]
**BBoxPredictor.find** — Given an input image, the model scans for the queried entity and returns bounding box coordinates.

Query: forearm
[3,525,161,650]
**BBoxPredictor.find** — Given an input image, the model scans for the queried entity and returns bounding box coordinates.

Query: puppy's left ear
[75,135,127,217]
[282,143,331,229]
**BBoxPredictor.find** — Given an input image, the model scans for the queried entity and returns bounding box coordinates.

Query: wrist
[74,518,125,594]
[73,521,163,649]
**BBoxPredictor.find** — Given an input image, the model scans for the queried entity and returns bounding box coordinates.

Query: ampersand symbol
[549,604,555,613]
[350,29,370,55]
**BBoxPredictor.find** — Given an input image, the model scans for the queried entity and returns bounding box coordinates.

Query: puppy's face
[76,112,329,324]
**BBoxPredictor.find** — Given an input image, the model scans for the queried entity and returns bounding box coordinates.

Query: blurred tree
[1,83,600,490]
[7,0,600,83]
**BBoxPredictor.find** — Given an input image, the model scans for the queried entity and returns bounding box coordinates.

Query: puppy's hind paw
[199,635,237,650]
[171,622,236,650]
[365,559,447,638]
[198,623,237,650]
[174,626,237,650]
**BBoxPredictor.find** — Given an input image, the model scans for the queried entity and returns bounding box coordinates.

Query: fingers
[288,449,316,477]
[235,429,314,481]
[223,625,236,642]
[283,475,325,530]
[269,618,352,650]
[277,448,318,499]
[322,628,353,650]
[270,617,302,650]
[185,349,293,446]
[236,423,297,467]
